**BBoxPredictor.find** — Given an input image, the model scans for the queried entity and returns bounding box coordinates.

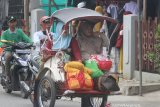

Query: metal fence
[136,18,159,73]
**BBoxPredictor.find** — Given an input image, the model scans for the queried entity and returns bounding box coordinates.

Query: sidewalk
[118,77,160,95]
[61,90,160,103]
[108,90,160,102]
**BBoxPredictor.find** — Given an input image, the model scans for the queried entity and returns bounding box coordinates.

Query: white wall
[0,0,9,20]
[30,9,45,40]
[123,15,137,80]
[29,0,40,12]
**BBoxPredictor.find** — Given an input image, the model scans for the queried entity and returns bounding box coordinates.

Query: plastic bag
[115,30,123,48]
[115,35,123,48]
[90,55,112,71]
[84,60,104,78]
[64,61,93,90]
[66,71,85,90]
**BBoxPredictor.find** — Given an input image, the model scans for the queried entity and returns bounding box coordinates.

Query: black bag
[94,73,120,91]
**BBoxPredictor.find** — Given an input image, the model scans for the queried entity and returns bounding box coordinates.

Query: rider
[0,16,33,82]
[33,16,53,55]
[33,16,82,61]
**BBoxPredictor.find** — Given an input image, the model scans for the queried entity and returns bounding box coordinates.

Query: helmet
[39,16,50,24]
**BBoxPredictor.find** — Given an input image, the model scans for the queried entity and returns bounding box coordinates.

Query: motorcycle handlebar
[0,40,33,49]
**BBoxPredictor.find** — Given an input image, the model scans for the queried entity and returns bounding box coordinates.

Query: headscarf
[52,22,72,51]
[56,21,64,36]
[77,21,103,60]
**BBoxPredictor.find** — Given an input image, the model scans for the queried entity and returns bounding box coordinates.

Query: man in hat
[33,16,82,62]
[33,16,53,54]
[0,16,32,82]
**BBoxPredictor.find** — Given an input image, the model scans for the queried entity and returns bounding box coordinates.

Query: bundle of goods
[64,61,94,90]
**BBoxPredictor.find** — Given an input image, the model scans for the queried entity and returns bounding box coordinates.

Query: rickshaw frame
[33,7,117,107]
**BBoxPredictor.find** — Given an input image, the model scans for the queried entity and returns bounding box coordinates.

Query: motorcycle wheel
[20,88,29,99]
[1,61,12,93]
[1,63,5,75]
[34,76,56,107]
[5,86,12,93]
[81,96,108,107]
[0,63,5,86]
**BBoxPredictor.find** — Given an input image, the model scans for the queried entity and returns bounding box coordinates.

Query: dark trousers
[4,52,12,78]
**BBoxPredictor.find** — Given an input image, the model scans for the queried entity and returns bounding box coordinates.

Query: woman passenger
[77,21,109,61]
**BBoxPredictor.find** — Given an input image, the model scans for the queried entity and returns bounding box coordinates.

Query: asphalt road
[1,84,160,107]
[0,68,160,107]
[0,64,81,107]
[0,84,81,107]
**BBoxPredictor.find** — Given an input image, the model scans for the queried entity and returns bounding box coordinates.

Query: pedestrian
[123,0,138,15]
[107,0,119,19]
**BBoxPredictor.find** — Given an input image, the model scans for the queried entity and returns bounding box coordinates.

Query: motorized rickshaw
[33,8,118,107]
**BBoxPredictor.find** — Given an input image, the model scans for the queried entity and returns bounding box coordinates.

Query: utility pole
[143,0,147,22]
[138,0,142,96]
[24,0,30,36]
[49,0,51,16]
[48,0,59,16]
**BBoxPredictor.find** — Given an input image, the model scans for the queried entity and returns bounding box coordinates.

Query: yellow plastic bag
[64,61,94,90]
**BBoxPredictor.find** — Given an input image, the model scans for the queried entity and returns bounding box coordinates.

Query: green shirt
[0,28,33,51]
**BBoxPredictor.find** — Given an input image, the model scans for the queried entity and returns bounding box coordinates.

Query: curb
[120,82,160,95]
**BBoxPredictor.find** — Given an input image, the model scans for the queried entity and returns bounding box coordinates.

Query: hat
[40,16,50,24]
[95,6,103,14]
[77,1,86,8]
[8,16,17,23]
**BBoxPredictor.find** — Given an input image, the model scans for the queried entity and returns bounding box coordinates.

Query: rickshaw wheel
[81,96,108,107]
[34,76,56,107]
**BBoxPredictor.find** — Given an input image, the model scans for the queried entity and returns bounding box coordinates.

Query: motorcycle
[0,40,39,98]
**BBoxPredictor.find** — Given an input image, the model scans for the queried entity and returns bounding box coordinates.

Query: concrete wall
[29,0,40,12]
[123,15,160,83]
[30,9,45,39]
[123,15,137,80]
